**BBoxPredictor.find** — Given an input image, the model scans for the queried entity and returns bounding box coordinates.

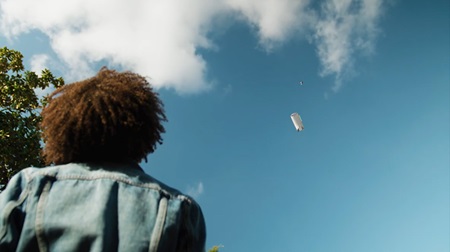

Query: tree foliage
[208,245,224,252]
[0,46,64,188]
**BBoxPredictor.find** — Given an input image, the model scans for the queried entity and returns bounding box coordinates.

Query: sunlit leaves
[208,245,224,252]
[0,47,64,186]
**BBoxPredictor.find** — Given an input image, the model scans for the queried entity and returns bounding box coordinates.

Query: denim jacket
[0,163,206,252]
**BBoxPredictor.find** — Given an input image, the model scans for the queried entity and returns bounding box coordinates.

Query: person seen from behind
[0,67,206,252]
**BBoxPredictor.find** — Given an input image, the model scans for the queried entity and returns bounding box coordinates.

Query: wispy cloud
[0,0,386,93]
[30,54,49,74]
[186,182,204,199]
[313,0,384,91]
[225,0,310,51]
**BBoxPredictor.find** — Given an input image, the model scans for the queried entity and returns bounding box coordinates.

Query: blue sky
[1,0,449,251]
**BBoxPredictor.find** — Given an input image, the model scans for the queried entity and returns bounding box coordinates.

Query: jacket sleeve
[0,171,29,251]
[176,199,207,252]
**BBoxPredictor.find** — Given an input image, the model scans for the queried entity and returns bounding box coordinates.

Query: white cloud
[1,0,223,93]
[0,0,386,94]
[186,182,204,199]
[225,0,310,51]
[313,0,384,91]
[30,54,49,74]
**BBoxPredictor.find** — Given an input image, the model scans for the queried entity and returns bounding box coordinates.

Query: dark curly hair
[41,67,167,165]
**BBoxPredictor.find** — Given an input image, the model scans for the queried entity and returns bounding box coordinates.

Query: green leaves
[0,47,65,186]
[208,245,224,252]
[0,47,24,73]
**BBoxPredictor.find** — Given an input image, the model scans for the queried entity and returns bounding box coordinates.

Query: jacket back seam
[149,197,168,252]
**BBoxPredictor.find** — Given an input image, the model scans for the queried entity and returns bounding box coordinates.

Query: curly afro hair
[41,67,167,165]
